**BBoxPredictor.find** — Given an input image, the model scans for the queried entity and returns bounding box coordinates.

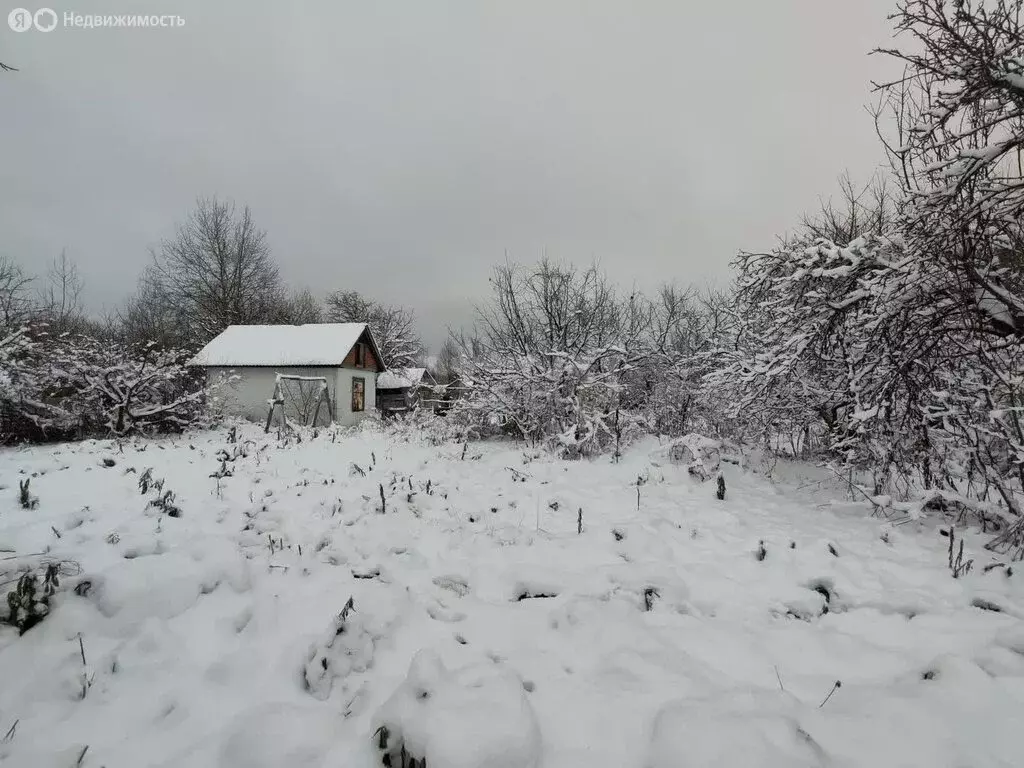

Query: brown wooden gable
[342,327,383,372]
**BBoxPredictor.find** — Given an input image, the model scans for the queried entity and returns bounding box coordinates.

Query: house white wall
[205,366,377,427]
[335,368,376,427]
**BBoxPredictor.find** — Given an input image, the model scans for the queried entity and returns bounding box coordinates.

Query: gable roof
[376,367,433,390]
[189,323,384,368]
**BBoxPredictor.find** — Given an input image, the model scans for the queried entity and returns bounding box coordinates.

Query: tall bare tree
[143,197,285,347]
[324,290,421,369]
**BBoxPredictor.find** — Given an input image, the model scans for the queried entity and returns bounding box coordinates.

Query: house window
[352,377,365,412]
[355,343,366,368]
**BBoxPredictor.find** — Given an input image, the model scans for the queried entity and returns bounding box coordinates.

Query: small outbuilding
[375,367,438,416]
[189,323,384,427]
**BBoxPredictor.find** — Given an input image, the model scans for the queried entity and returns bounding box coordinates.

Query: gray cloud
[1,0,898,350]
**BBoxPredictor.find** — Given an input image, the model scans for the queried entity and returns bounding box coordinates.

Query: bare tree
[628,284,714,434]
[797,173,898,247]
[433,336,461,385]
[472,259,626,364]
[36,251,85,335]
[874,0,1024,339]
[144,197,285,347]
[117,277,188,349]
[324,290,375,327]
[324,290,421,368]
[276,288,323,324]
[870,0,1024,551]
[0,256,34,329]
[454,259,651,455]
[697,288,737,351]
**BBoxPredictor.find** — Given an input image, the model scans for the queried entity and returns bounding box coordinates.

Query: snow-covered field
[1,422,1023,767]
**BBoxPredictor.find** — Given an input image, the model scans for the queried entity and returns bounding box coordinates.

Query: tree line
[0,197,424,442]
[2,197,423,366]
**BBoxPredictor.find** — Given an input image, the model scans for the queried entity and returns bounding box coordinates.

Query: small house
[190,323,384,427]
[375,367,438,416]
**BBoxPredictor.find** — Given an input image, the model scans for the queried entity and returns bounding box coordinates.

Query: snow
[1,424,1024,767]
[373,649,541,768]
[377,367,429,390]
[645,690,825,767]
[655,433,722,479]
[1000,71,1024,91]
[188,323,370,367]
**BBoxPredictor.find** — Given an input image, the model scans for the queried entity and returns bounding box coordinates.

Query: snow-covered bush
[451,342,646,459]
[452,261,682,458]
[383,407,473,447]
[628,286,733,439]
[4,563,59,635]
[372,650,541,768]
[303,597,377,708]
[0,327,207,443]
[662,433,721,481]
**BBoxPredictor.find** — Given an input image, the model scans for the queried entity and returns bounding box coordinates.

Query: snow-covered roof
[377,367,430,390]
[189,323,373,367]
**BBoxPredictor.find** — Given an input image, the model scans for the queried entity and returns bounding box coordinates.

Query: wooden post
[265,380,284,433]
[311,382,332,427]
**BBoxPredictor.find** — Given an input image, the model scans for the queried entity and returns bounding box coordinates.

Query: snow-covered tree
[711,233,912,463]
[628,285,733,438]
[452,260,654,457]
[875,0,1023,543]
[715,0,1024,555]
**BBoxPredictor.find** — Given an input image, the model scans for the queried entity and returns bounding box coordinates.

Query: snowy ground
[1,422,1023,767]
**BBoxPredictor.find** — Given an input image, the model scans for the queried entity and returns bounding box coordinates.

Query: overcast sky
[1,0,899,350]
